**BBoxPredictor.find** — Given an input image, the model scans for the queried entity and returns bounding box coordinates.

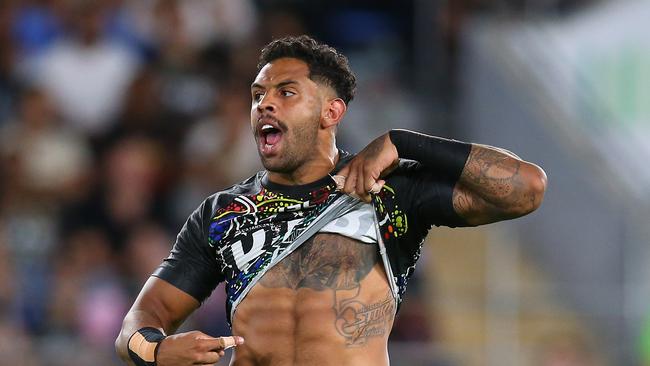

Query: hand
[337,133,399,203]
[156,330,244,365]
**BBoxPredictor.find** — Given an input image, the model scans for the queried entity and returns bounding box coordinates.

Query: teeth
[261,124,274,131]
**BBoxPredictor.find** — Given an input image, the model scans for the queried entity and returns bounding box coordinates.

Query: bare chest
[258,233,380,291]
[232,233,395,361]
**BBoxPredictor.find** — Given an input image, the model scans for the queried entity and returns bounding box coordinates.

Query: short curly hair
[257,35,356,104]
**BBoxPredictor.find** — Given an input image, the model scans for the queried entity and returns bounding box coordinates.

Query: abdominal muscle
[229,233,395,366]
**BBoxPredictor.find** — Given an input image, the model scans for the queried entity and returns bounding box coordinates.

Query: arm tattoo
[453,145,537,221]
[259,233,395,346]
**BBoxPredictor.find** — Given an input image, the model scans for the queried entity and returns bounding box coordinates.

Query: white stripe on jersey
[318,202,377,244]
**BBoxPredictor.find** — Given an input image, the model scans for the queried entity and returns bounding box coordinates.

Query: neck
[266,139,339,186]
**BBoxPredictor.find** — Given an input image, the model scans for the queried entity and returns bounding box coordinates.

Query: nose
[256,93,275,113]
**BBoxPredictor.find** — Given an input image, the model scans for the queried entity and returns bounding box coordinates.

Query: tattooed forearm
[453,144,546,224]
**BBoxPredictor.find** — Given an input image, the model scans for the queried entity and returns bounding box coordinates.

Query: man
[116,35,547,365]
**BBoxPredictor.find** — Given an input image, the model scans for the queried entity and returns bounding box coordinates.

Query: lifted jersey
[154,154,363,323]
[153,150,466,325]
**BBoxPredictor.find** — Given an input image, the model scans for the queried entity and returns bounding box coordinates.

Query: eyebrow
[251,80,299,90]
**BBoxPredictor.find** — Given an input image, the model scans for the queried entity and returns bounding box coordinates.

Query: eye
[252,91,264,102]
[281,90,295,97]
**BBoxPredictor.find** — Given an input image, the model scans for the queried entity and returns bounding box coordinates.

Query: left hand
[336,133,399,203]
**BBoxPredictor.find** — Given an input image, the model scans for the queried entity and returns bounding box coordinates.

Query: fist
[337,133,399,202]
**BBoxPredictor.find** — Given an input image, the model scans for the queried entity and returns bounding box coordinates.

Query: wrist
[128,327,166,366]
[384,132,399,164]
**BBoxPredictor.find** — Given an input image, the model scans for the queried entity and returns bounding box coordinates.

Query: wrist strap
[128,327,166,366]
[389,129,471,181]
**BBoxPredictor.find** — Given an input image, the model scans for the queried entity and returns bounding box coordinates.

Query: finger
[343,163,358,194]
[194,351,220,365]
[365,177,377,194]
[369,180,384,194]
[363,166,379,194]
[354,164,372,203]
[200,336,241,351]
[217,336,243,350]
[355,163,368,198]
[219,336,235,350]
[337,164,350,180]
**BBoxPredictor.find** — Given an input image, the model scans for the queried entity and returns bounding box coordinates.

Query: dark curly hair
[257,35,356,105]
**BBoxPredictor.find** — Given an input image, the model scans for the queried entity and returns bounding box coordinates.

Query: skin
[232,233,394,365]
[337,137,547,225]
[250,58,346,185]
[115,57,547,365]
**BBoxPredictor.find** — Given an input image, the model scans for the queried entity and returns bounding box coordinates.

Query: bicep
[454,145,547,223]
[130,276,201,334]
[452,182,509,226]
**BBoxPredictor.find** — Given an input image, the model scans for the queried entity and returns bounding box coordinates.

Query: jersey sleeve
[387,129,471,230]
[152,199,223,303]
[394,160,468,231]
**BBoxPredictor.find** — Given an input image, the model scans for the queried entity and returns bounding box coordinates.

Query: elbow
[115,331,125,360]
[499,163,547,219]
[530,164,548,209]
[115,325,131,364]
[518,163,547,216]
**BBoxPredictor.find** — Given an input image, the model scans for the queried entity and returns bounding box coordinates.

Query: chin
[261,155,300,175]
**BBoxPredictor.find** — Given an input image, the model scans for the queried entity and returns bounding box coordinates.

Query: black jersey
[154,150,467,325]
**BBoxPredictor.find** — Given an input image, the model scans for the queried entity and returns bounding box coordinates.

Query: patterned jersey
[153,151,466,324]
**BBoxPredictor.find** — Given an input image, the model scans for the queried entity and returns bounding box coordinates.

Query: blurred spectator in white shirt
[0,87,92,206]
[127,0,257,51]
[32,0,140,136]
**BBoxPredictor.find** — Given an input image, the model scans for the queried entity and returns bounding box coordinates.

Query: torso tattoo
[259,233,395,347]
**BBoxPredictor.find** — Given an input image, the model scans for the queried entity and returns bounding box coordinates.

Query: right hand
[156,330,244,365]
[336,133,399,203]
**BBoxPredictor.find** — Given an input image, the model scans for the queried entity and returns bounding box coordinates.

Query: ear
[321,98,346,129]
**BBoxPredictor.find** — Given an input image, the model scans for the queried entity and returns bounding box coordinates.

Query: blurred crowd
[0,0,607,364]
[0,0,432,364]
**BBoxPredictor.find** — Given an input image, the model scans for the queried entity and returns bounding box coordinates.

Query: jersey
[153,151,466,325]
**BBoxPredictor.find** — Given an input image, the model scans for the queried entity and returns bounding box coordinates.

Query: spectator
[98,65,183,154]
[60,136,168,252]
[0,1,21,124]
[32,0,140,136]
[0,88,92,205]
[172,80,261,220]
[122,223,173,289]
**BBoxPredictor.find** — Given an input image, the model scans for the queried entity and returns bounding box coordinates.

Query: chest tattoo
[258,233,395,347]
[258,233,377,290]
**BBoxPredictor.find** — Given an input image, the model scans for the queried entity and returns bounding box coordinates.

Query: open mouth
[257,119,284,155]
[260,124,282,147]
